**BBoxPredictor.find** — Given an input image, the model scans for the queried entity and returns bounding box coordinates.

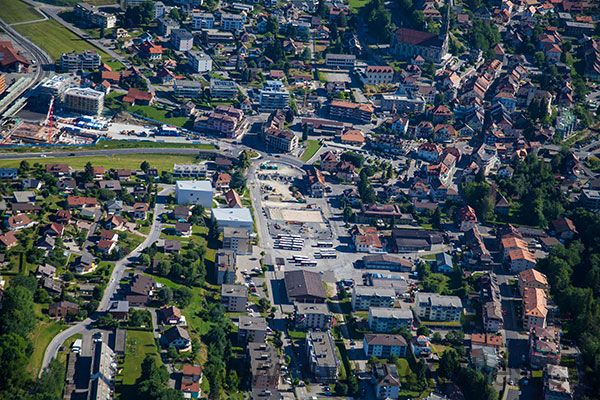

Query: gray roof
[306,330,339,368]
[109,300,129,313]
[295,302,330,315]
[221,284,248,298]
[415,292,462,308]
[353,285,395,298]
[369,307,413,320]
[239,315,267,332]
[364,333,408,347]
[436,252,453,268]
[284,270,327,300]
[163,326,190,342]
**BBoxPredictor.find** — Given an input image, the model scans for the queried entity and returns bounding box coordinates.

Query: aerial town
[0,0,599,400]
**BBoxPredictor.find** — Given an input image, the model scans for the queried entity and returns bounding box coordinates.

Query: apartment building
[170,29,194,51]
[351,286,395,311]
[221,13,244,31]
[174,80,204,98]
[238,316,268,343]
[414,292,462,322]
[210,79,237,99]
[368,307,414,332]
[248,343,280,390]
[543,365,571,400]
[523,287,548,330]
[264,129,298,152]
[373,363,401,400]
[364,65,395,85]
[173,163,207,178]
[158,17,179,36]
[325,53,356,68]
[519,269,549,296]
[187,50,212,72]
[60,50,101,72]
[215,249,236,285]
[306,331,340,382]
[259,80,290,111]
[64,87,104,116]
[221,284,248,312]
[364,334,408,358]
[40,75,71,102]
[223,227,252,254]
[329,99,374,123]
[529,326,561,368]
[75,3,116,28]
[294,302,332,330]
[192,12,214,29]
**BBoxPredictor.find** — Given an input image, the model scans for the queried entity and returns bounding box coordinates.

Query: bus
[316,241,334,248]
[293,255,309,261]
[300,261,318,267]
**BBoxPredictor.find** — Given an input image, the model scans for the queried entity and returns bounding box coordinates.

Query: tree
[336,12,347,27]
[358,172,377,204]
[438,348,459,378]
[302,47,311,61]
[230,170,247,190]
[302,123,309,141]
[84,161,94,182]
[266,15,279,35]
[169,7,182,22]
[343,206,354,222]
[238,150,251,170]
[157,259,171,276]
[174,287,193,308]
[96,313,118,329]
[0,333,32,391]
[416,325,430,336]
[316,0,327,18]
[340,151,365,168]
[0,285,37,337]
[157,286,173,305]
[19,160,30,174]
[208,219,220,241]
[140,160,150,172]
[98,188,116,201]
[347,375,359,395]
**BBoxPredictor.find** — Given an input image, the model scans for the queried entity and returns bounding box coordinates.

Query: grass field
[300,140,322,162]
[0,0,43,24]
[0,153,199,171]
[128,105,190,127]
[116,330,160,398]
[28,320,66,375]
[349,0,369,12]
[14,19,122,70]
[0,139,215,153]
[39,0,116,5]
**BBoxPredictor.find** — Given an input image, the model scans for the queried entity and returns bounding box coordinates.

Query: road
[40,186,172,374]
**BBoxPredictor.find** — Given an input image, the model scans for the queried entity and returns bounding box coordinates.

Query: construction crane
[45,95,54,143]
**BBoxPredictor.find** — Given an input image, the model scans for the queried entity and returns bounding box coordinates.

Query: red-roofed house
[122,88,155,106]
[140,41,163,60]
[0,41,30,72]
[180,365,202,398]
[458,205,477,231]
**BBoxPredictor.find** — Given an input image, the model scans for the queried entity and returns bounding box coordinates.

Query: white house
[175,180,214,207]
[211,207,254,233]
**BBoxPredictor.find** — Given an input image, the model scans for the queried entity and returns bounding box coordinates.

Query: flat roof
[211,207,253,223]
[176,180,213,191]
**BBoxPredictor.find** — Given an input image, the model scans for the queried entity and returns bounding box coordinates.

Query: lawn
[28,319,66,376]
[14,19,122,70]
[128,105,190,127]
[118,232,145,254]
[0,139,215,153]
[349,0,369,12]
[0,153,199,172]
[396,358,411,377]
[116,330,160,398]
[300,140,322,162]
[0,0,43,24]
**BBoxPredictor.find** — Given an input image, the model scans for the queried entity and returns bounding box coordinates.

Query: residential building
[48,301,79,318]
[414,292,462,322]
[39,75,71,103]
[523,287,548,330]
[158,17,179,36]
[264,129,298,152]
[210,79,237,99]
[64,87,104,115]
[221,13,244,31]
[410,335,432,357]
[221,284,248,312]
[373,363,401,400]
[170,29,194,51]
[192,12,214,29]
[325,53,356,68]
[158,305,184,325]
[368,307,414,332]
[544,365,571,400]
[470,345,499,383]
[223,227,252,254]
[59,50,101,72]
[211,208,254,233]
[329,99,374,123]
[108,300,129,320]
[435,252,453,273]
[74,3,117,28]
[306,166,326,197]
[173,163,207,178]
[364,334,408,358]
[175,180,214,207]
[306,330,340,382]
[529,326,561,368]
[187,50,213,72]
[161,326,191,349]
[519,269,549,296]
[0,168,17,179]
[248,343,280,389]
[259,80,290,111]
[351,225,384,253]
[364,65,395,85]
[174,80,204,98]
[89,341,116,400]
[284,270,327,304]
[6,214,35,231]
[215,249,236,285]
[351,286,395,311]
[181,365,202,399]
[294,302,332,330]
[239,315,268,343]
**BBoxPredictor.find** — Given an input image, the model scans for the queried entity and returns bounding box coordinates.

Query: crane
[44,95,54,143]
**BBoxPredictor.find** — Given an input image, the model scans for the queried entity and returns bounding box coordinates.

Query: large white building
[192,12,214,29]
[211,207,253,233]
[220,13,244,31]
[414,292,462,322]
[368,307,414,332]
[351,286,395,311]
[187,51,212,73]
[259,80,289,111]
[175,180,214,207]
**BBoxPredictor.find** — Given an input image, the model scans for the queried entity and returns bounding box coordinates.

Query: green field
[38,0,117,5]
[28,319,66,375]
[129,105,190,127]
[300,140,322,162]
[0,153,200,172]
[14,19,122,70]
[349,0,369,12]
[0,0,43,24]
[0,139,215,153]
[116,330,160,398]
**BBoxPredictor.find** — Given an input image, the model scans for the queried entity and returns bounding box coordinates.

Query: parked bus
[316,241,334,248]
[300,261,317,267]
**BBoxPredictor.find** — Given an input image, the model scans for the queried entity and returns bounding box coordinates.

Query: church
[389,8,449,63]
